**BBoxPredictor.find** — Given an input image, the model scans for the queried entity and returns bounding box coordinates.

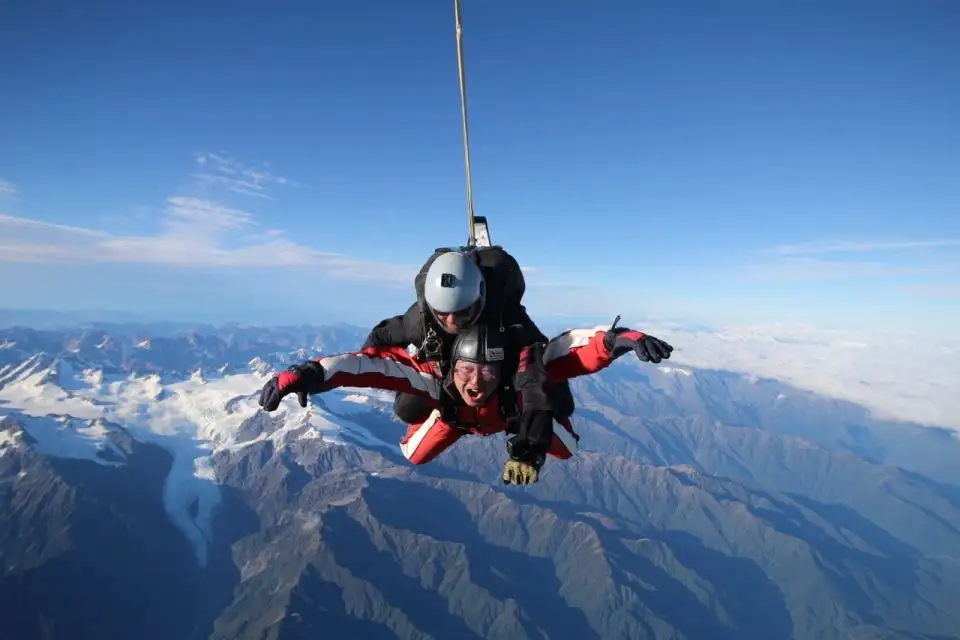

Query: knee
[404,450,431,465]
[399,440,439,465]
[394,392,433,424]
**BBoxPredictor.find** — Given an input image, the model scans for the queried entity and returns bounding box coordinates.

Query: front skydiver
[258,318,674,485]
[363,245,578,440]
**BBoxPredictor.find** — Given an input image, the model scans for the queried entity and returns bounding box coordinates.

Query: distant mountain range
[1,322,958,639]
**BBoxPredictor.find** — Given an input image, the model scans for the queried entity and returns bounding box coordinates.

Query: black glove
[502,410,552,485]
[603,325,673,364]
[258,361,326,411]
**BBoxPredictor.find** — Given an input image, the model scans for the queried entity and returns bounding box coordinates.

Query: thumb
[634,342,651,362]
[297,391,309,408]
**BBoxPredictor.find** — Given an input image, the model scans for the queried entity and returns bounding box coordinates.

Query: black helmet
[450,323,506,365]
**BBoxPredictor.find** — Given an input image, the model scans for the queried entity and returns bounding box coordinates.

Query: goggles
[453,361,500,381]
[433,300,483,331]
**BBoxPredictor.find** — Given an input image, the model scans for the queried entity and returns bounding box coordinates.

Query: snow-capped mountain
[1,322,959,640]
[0,324,399,565]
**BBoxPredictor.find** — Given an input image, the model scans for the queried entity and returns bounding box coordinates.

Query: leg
[547,417,580,460]
[548,380,576,421]
[399,409,464,464]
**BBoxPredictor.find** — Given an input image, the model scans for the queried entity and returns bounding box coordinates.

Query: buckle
[419,330,443,362]
[453,421,477,433]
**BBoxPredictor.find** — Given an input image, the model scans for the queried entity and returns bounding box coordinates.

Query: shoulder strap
[439,390,459,426]
[498,338,521,422]
[499,381,519,422]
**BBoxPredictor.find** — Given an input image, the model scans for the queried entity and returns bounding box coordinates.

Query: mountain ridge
[0,322,958,639]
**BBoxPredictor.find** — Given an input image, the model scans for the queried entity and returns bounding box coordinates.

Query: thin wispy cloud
[769,238,960,256]
[749,237,960,283]
[894,283,960,299]
[165,196,253,233]
[0,153,593,298]
[191,151,300,201]
[747,256,950,282]
[0,199,414,282]
[0,155,416,281]
[0,179,18,199]
[0,210,608,307]
[520,266,597,290]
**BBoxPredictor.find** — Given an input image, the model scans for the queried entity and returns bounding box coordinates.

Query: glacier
[0,347,398,565]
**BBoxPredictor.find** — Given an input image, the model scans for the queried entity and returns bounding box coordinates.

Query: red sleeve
[313,346,441,399]
[542,327,616,382]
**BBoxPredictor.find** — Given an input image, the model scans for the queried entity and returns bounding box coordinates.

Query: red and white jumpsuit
[314,325,622,465]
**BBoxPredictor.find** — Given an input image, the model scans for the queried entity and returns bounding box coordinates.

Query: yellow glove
[502,459,540,485]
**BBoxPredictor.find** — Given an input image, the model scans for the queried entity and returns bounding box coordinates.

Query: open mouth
[465,388,482,401]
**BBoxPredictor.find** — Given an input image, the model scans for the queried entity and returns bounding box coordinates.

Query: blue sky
[1,0,958,334]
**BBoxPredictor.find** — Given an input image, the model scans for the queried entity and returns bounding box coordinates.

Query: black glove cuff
[507,409,553,466]
[602,327,631,354]
[506,436,546,470]
[289,360,327,392]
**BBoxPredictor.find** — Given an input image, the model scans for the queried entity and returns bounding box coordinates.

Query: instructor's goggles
[432,299,483,332]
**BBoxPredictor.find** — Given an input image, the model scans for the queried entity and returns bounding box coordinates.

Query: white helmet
[423,251,486,332]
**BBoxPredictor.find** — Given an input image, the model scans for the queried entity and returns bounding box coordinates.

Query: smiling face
[452,360,501,406]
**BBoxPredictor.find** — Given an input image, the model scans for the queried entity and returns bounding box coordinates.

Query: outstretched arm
[543,324,673,381]
[542,326,617,381]
[259,345,443,412]
[314,346,442,399]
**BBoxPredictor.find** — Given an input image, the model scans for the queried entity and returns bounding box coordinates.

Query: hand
[257,361,326,411]
[503,415,550,486]
[502,458,542,485]
[604,329,673,364]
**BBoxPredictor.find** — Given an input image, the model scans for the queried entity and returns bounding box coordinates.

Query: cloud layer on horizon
[647,321,959,432]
